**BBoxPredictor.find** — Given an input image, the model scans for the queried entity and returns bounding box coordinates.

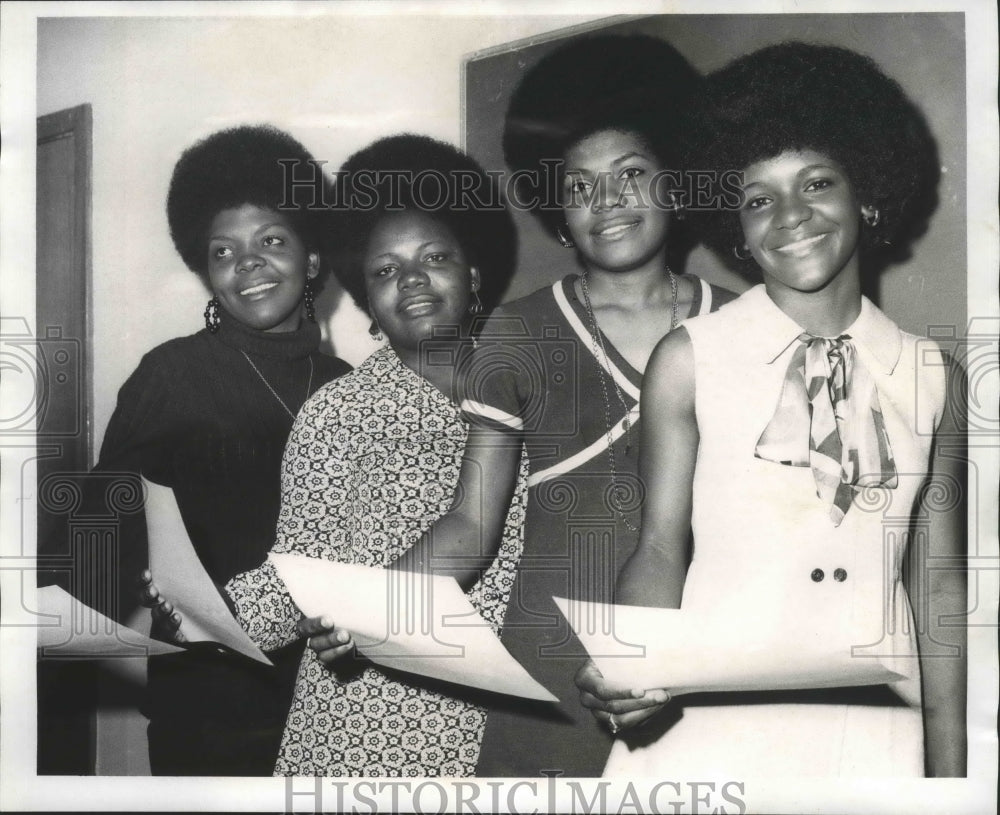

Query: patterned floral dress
[225,346,527,777]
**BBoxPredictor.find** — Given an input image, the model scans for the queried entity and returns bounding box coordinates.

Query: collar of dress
[741,284,903,375]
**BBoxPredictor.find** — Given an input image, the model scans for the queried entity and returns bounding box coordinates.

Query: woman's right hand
[137,569,187,644]
[575,659,671,734]
[297,616,356,665]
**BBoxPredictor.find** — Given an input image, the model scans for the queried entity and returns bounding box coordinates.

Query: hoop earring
[733,244,753,262]
[469,288,483,315]
[204,296,221,333]
[862,207,881,228]
[303,279,316,323]
[556,225,575,248]
[368,319,384,342]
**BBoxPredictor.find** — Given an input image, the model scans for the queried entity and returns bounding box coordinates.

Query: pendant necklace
[579,267,678,532]
[241,351,314,420]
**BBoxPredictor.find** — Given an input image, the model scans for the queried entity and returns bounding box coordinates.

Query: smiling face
[206,204,318,333]
[561,128,672,274]
[739,149,864,298]
[362,210,480,355]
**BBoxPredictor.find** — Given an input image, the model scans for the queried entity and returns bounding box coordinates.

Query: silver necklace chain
[240,350,314,421]
[579,268,678,533]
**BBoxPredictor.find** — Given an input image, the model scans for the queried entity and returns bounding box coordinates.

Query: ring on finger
[607,713,620,736]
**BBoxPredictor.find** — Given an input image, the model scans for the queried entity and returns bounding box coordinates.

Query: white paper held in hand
[35,585,185,658]
[144,478,271,665]
[553,597,908,696]
[270,552,557,702]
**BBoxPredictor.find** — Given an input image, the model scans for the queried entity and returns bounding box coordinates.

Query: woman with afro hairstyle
[95,124,350,775]
[308,35,738,777]
[222,134,529,776]
[578,42,966,778]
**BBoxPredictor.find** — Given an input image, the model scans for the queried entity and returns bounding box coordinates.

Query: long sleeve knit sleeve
[69,351,178,622]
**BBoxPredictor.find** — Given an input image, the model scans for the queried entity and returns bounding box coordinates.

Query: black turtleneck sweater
[85,317,350,774]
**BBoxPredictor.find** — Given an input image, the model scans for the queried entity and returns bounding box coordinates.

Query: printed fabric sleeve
[225,381,357,651]
[224,558,300,652]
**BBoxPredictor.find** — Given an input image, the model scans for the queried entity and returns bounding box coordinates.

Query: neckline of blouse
[213,314,321,361]
[373,344,463,410]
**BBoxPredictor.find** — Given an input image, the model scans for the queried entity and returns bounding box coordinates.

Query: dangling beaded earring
[204,296,221,333]
[733,244,753,261]
[303,279,316,323]
[469,288,483,315]
[668,192,685,221]
[556,225,575,248]
[368,320,384,342]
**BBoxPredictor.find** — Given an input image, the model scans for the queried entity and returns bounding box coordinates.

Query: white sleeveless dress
[604,286,946,778]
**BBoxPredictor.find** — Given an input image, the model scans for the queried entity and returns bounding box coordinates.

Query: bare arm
[390,426,522,590]
[577,328,699,730]
[616,327,699,607]
[913,353,967,777]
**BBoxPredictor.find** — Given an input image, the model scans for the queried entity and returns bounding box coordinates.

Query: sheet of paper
[553,597,907,695]
[35,585,184,658]
[271,553,557,702]
[144,478,271,665]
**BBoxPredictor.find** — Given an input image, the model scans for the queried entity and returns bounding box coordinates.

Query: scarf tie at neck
[755,334,897,525]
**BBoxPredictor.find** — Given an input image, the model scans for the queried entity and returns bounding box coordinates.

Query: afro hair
[327,133,517,315]
[167,124,333,282]
[502,34,702,238]
[688,42,939,272]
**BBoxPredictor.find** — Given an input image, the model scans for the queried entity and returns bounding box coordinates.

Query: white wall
[37,12,602,456]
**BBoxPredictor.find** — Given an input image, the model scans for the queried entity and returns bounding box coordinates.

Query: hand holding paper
[137,569,189,644]
[36,585,184,658]
[555,597,909,696]
[144,478,271,665]
[298,615,356,665]
[271,553,557,702]
[576,658,671,734]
